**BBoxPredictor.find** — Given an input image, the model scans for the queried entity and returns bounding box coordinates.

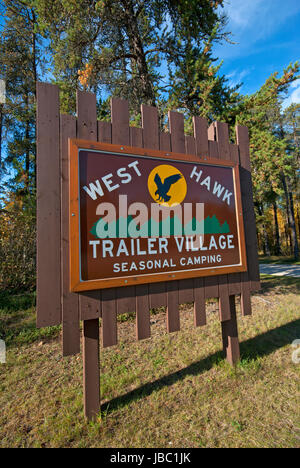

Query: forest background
[0,0,299,291]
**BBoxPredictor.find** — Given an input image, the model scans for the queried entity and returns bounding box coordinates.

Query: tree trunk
[281,172,299,260]
[257,202,270,256]
[31,8,37,189]
[272,201,282,255]
[0,104,3,183]
[25,92,30,192]
[122,0,156,106]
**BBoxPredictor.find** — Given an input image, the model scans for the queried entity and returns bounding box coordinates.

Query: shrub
[0,195,36,291]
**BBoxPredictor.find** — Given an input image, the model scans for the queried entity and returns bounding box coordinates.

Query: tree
[0,0,42,196]
[225,64,300,258]
[35,0,229,116]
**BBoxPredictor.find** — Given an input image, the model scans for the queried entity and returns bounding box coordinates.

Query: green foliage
[0,0,43,195]
[0,194,36,291]
[34,0,229,117]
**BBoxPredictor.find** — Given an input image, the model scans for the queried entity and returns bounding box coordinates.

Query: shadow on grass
[258,275,300,296]
[259,255,300,265]
[0,290,60,347]
[101,318,300,414]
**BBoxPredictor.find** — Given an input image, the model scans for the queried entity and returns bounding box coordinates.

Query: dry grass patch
[0,276,299,448]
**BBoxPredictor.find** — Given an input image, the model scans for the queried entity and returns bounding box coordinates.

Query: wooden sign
[69,139,247,292]
[37,82,261,421]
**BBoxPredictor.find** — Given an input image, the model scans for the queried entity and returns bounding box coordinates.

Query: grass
[259,255,300,265]
[0,276,300,448]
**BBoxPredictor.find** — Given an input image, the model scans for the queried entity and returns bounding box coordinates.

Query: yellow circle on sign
[148,164,187,207]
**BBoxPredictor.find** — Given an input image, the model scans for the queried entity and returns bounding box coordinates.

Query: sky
[214,0,300,107]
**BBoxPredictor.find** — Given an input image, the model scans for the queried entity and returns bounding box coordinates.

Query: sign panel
[69,140,247,291]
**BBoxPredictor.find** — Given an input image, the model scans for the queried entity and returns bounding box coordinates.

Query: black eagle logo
[154,172,182,203]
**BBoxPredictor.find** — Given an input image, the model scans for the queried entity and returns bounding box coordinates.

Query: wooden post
[83,319,100,421]
[221,296,240,365]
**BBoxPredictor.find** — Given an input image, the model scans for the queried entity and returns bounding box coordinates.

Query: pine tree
[0,0,42,196]
[35,0,228,116]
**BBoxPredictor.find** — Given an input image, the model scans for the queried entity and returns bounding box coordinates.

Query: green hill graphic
[90,214,230,238]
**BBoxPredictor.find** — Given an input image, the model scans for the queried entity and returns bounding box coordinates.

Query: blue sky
[214,0,300,106]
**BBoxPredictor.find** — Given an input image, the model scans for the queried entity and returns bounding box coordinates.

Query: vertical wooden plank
[182,134,196,304]
[178,279,194,304]
[185,135,196,155]
[111,98,135,314]
[77,90,101,421]
[169,111,185,154]
[60,114,80,356]
[111,98,130,145]
[142,104,159,150]
[204,276,219,299]
[149,283,167,308]
[77,90,101,320]
[227,143,242,296]
[83,319,100,420]
[160,132,171,152]
[36,82,61,327]
[136,284,150,340]
[131,110,152,341]
[116,288,136,314]
[148,120,170,307]
[221,296,240,365]
[193,278,206,326]
[98,113,118,346]
[215,121,230,160]
[218,275,231,322]
[98,121,111,143]
[79,291,101,320]
[236,125,258,315]
[102,289,117,348]
[166,281,180,333]
[168,110,186,328]
[236,125,260,293]
[208,139,219,159]
[130,126,143,147]
[204,134,219,299]
[208,122,215,141]
[77,90,97,140]
[193,116,208,158]
[214,121,231,322]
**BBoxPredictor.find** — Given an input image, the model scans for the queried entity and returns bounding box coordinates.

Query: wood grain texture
[60,114,80,355]
[193,116,208,158]
[83,319,100,420]
[36,82,61,327]
[193,277,206,326]
[77,90,101,320]
[98,121,112,144]
[166,281,180,333]
[236,125,260,292]
[111,98,135,314]
[169,111,188,315]
[111,98,129,145]
[136,284,150,340]
[142,105,159,150]
[214,121,231,321]
[130,126,143,147]
[102,288,117,348]
[185,135,196,155]
[221,296,240,365]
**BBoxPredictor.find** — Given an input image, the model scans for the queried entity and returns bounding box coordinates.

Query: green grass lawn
[0,276,299,448]
[259,255,300,265]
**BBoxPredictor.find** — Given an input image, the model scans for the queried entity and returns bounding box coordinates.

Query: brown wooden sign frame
[69,139,248,292]
[36,82,261,421]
